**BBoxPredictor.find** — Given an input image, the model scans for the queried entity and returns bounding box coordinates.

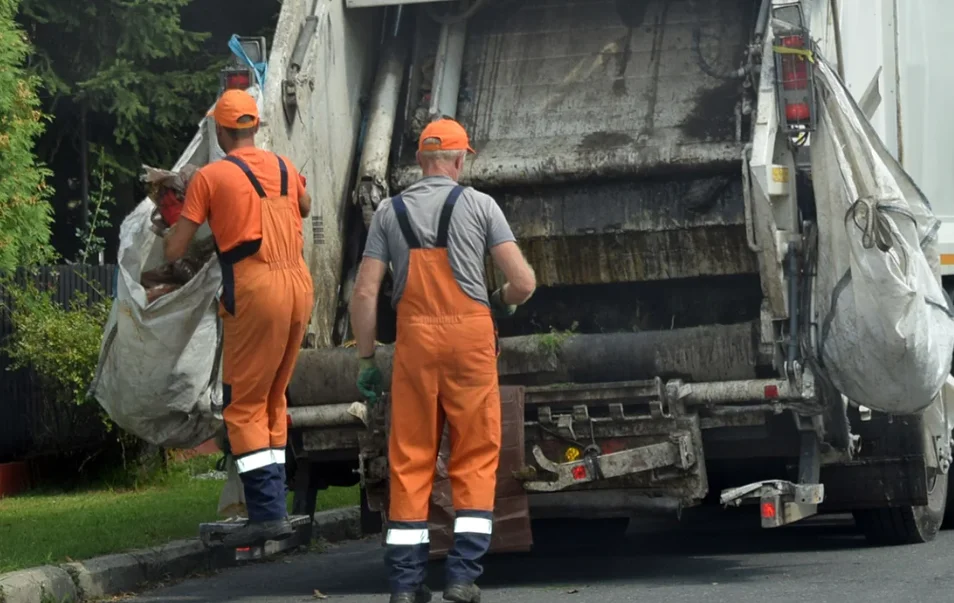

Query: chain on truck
[205,0,954,552]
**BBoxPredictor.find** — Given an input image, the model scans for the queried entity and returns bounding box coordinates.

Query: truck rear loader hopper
[268,0,954,553]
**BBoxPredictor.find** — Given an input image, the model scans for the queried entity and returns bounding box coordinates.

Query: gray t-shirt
[363,176,516,307]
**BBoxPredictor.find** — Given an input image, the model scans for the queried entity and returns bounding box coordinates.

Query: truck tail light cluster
[778,35,811,121]
[772,4,817,135]
[225,70,252,90]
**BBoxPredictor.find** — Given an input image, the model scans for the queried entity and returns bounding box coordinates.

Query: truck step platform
[199,515,312,563]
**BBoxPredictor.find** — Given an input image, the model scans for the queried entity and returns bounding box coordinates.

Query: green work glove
[490,287,517,321]
[357,355,384,406]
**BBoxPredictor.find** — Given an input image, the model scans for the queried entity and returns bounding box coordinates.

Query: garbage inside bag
[141,236,217,302]
[142,164,199,236]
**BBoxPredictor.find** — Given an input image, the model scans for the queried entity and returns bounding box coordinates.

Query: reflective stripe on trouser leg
[446,510,493,585]
[385,521,430,593]
[236,451,287,522]
[272,448,288,499]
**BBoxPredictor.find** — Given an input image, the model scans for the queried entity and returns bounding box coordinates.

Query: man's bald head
[415,118,476,181]
[417,139,467,179]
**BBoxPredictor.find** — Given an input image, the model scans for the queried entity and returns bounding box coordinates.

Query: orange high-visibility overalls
[218,154,313,522]
[384,186,502,593]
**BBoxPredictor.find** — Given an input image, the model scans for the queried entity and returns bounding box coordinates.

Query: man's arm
[296,172,311,218]
[490,241,536,305]
[482,193,536,305]
[350,257,388,358]
[299,190,312,218]
[166,171,211,262]
[164,218,201,262]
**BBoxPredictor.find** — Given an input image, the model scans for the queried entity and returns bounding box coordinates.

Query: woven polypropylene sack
[811,57,954,415]
[90,199,224,448]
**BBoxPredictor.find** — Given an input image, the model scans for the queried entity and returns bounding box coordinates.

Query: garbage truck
[93,0,954,554]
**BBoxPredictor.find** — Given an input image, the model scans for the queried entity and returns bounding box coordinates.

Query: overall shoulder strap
[222,155,267,198]
[391,195,422,249]
[276,155,288,197]
[436,185,466,249]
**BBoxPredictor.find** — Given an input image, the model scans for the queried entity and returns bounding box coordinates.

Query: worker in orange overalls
[165,89,314,548]
[350,118,537,603]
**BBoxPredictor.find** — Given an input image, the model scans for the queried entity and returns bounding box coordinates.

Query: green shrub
[4,280,111,408]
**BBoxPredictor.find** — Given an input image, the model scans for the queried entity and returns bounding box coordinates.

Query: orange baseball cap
[419,118,476,154]
[208,89,260,129]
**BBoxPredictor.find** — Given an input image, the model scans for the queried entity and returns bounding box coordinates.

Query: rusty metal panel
[428,386,533,557]
[395,0,758,188]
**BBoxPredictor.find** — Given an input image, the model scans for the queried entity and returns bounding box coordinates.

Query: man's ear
[456,152,466,172]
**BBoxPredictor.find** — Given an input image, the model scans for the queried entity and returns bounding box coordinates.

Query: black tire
[854,468,949,546]
[942,473,954,530]
[360,486,384,535]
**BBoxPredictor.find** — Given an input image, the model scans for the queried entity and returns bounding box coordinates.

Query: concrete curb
[0,506,361,603]
[0,566,77,603]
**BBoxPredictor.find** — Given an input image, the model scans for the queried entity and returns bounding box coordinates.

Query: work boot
[221,518,294,548]
[389,586,432,603]
[443,583,480,603]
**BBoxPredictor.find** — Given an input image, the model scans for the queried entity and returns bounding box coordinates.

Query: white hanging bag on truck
[810,56,954,415]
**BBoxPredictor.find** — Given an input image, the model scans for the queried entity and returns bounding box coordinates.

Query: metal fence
[0,264,117,463]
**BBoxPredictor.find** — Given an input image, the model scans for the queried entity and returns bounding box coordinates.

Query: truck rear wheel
[942,476,954,530]
[853,469,948,545]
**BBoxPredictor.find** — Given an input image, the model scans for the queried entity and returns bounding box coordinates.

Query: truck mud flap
[427,386,533,558]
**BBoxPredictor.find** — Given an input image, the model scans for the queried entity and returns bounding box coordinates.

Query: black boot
[390,586,432,603]
[221,518,294,548]
[443,583,480,603]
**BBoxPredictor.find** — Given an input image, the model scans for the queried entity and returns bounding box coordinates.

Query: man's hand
[357,355,384,406]
[490,286,517,321]
[489,242,536,305]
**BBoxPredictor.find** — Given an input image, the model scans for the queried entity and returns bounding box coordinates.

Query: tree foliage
[19,0,220,165]
[0,0,54,272]
[17,0,226,261]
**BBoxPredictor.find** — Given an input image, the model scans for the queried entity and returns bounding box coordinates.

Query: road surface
[131,514,954,602]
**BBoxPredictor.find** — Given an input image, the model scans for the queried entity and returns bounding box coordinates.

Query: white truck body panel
[836,0,954,275]
[261,0,377,347]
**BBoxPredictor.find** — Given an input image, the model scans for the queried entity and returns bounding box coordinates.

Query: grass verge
[0,455,359,573]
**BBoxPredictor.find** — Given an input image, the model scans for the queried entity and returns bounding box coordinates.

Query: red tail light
[778,35,811,122]
[761,502,777,520]
[571,465,588,481]
[226,71,251,90]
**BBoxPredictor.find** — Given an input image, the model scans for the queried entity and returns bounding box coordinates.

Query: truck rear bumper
[514,376,819,500]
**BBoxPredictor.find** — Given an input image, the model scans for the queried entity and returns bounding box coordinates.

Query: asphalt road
[130,514,954,603]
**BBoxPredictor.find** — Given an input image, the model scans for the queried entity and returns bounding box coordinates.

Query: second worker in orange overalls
[350,118,537,603]
[165,89,314,548]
